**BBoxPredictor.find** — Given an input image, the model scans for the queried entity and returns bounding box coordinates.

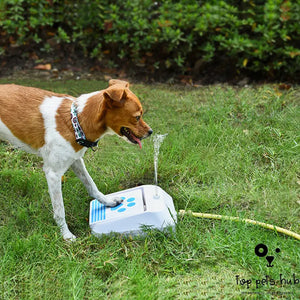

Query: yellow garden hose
[179,210,300,241]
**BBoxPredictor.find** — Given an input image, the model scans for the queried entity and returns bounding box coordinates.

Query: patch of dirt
[0,51,297,86]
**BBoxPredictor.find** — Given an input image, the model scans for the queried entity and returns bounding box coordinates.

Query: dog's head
[103,80,152,148]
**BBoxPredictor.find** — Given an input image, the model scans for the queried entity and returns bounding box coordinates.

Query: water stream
[153,134,168,198]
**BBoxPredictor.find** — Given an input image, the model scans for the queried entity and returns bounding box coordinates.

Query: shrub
[0,0,299,80]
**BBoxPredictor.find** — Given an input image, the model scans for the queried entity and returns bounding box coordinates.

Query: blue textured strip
[91,200,107,223]
[101,203,106,220]
[99,202,102,221]
[92,200,95,223]
[92,200,96,223]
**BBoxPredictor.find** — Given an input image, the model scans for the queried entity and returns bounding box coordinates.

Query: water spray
[153,134,168,198]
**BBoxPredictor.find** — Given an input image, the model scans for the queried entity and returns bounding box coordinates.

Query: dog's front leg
[71,158,123,206]
[44,167,76,241]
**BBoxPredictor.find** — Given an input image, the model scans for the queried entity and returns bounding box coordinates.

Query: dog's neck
[74,92,107,144]
[71,103,98,148]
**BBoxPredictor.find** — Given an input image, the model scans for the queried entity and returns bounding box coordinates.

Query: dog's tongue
[131,134,142,149]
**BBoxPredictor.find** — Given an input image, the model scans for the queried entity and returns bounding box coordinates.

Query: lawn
[0,78,299,299]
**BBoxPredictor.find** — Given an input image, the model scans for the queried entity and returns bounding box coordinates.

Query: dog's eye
[136,116,141,121]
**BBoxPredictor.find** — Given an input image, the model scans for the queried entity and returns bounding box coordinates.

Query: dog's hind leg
[44,167,76,240]
[71,158,123,207]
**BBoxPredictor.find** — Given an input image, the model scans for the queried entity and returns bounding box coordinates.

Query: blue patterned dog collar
[70,102,98,148]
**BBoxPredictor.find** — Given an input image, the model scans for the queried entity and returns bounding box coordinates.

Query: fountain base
[89,185,176,236]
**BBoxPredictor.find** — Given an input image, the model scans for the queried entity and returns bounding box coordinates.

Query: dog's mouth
[120,127,142,149]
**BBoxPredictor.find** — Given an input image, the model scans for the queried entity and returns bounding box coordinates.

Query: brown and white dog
[0,79,152,240]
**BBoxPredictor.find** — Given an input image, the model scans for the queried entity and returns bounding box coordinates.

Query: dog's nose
[148,128,153,136]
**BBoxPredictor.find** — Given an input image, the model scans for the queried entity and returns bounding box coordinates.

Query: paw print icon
[255,243,280,267]
[110,197,136,213]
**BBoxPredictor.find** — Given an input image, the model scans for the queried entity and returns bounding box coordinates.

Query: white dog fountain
[89,134,176,236]
[89,185,176,236]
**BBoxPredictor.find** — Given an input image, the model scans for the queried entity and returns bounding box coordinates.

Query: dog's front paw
[102,196,123,207]
[108,196,124,207]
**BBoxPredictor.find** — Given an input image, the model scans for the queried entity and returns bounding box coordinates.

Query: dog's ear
[108,79,129,88]
[104,85,127,108]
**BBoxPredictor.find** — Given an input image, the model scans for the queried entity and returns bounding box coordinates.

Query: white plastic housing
[89,185,176,236]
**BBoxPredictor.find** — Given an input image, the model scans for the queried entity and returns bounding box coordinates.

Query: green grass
[0,79,299,299]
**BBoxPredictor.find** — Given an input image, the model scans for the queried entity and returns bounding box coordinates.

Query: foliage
[0,0,299,79]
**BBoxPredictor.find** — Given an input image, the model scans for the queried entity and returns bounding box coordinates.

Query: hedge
[0,0,299,80]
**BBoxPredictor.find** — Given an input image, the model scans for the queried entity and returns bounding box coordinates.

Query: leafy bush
[0,0,299,80]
